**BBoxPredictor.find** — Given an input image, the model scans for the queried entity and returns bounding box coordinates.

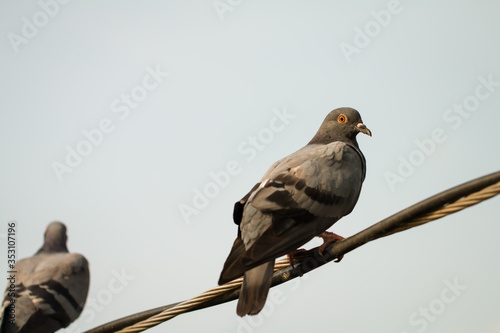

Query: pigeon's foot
[287,248,307,267]
[318,231,345,261]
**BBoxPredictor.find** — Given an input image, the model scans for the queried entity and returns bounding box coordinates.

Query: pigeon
[218,107,371,316]
[0,222,90,333]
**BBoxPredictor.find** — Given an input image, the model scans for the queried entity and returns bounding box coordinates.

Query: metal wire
[386,181,500,235]
[85,171,500,333]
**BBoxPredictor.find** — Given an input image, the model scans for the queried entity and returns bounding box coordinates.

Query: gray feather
[237,261,274,316]
[0,222,89,333]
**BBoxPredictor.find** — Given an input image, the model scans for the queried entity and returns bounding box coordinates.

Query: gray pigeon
[218,107,371,316]
[0,222,90,333]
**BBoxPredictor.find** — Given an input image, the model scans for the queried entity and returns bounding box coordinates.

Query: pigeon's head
[39,221,69,253]
[308,107,371,146]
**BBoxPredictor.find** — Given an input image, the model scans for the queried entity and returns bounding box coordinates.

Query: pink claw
[318,231,345,261]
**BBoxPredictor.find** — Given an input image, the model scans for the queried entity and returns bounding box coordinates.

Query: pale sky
[1,1,500,333]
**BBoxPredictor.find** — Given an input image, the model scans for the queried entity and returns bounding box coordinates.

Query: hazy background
[1,1,499,332]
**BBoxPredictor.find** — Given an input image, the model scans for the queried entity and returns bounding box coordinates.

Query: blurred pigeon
[0,222,90,333]
[218,107,371,316]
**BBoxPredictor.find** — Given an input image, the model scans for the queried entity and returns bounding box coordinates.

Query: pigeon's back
[0,233,89,333]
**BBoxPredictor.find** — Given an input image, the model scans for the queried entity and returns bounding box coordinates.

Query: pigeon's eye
[337,114,348,123]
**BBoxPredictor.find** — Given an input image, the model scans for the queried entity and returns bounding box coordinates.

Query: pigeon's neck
[37,241,69,254]
[308,133,360,149]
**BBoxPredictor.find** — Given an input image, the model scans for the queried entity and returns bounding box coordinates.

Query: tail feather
[236,261,274,316]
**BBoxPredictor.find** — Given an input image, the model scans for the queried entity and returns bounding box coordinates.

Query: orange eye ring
[337,114,348,123]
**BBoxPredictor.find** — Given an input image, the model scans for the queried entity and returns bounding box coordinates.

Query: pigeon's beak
[356,123,372,137]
